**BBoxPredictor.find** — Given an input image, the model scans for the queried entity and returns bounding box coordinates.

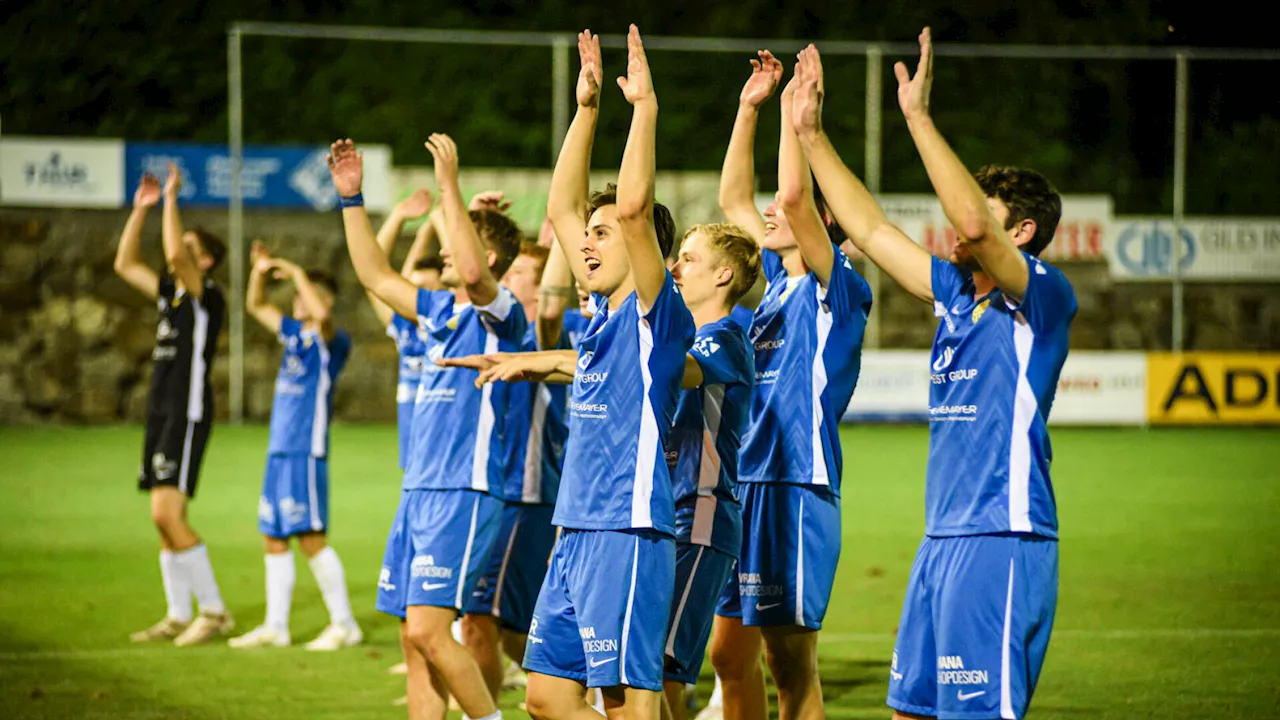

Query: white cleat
[388,662,408,675]
[228,625,291,649]
[693,695,723,720]
[304,622,363,651]
[174,610,235,647]
[130,616,190,643]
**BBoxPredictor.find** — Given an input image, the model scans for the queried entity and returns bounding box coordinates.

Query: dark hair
[974,165,1062,257]
[469,209,523,278]
[190,228,227,270]
[517,241,550,276]
[306,269,339,296]
[584,183,678,259]
[810,177,848,246]
[414,256,444,273]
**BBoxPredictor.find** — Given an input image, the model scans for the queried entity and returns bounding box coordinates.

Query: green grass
[0,425,1277,719]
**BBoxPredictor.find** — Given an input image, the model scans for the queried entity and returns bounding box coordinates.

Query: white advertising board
[1,136,125,208]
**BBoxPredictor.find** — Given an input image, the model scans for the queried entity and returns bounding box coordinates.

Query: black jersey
[147,274,224,421]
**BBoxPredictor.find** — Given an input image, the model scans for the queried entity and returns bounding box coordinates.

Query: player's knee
[711,632,759,679]
[296,532,327,557]
[763,638,817,690]
[522,684,561,720]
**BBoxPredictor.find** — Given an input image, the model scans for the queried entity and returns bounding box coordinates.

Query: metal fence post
[1171,52,1188,352]
[552,36,572,166]
[864,44,884,348]
[228,26,246,423]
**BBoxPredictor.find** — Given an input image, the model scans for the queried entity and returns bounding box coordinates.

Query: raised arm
[425,134,499,307]
[114,175,162,300]
[793,45,933,302]
[246,241,284,334]
[402,206,444,276]
[777,60,834,285]
[897,28,1028,298]
[367,189,434,326]
[547,30,603,290]
[537,221,576,349]
[160,163,206,299]
[328,139,420,320]
[720,51,782,245]
[614,24,666,309]
[273,257,336,341]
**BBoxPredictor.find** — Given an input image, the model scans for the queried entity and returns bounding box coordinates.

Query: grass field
[0,424,1277,719]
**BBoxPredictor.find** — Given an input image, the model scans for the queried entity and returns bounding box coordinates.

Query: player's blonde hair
[682,223,762,304]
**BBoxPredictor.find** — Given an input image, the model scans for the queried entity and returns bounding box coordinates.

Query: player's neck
[687,298,730,330]
[606,278,637,311]
[451,287,470,305]
[522,300,538,324]
[303,319,323,335]
[972,270,996,298]
[777,247,810,278]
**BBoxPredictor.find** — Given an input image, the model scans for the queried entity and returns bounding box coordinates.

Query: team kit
[115,26,1076,720]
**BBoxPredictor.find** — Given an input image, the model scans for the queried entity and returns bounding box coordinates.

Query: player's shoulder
[1026,253,1073,287]
[693,317,749,359]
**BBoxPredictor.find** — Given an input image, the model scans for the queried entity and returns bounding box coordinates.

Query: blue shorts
[375,488,504,619]
[664,543,736,684]
[716,483,840,629]
[887,534,1058,720]
[465,502,557,633]
[523,529,675,692]
[257,454,328,538]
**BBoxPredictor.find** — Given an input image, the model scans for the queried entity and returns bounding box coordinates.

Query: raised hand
[327,139,364,198]
[469,190,512,213]
[396,188,434,219]
[163,162,182,198]
[250,240,273,273]
[266,257,303,282]
[134,174,161,209]
[425,133,461,191]
[576,29,603,108]
[792,45,825,138]
[616,24,655,106]
[894,27,933,122]
[740,50,783,108]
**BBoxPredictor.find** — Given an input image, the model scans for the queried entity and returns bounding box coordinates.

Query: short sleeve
[200,282,225,314]
[821,245,872,322]
[691,323,753,388]
[415,288,454,332]
[475,286,527,342]
[387,313,410,345]
[328,330,353,377]
[278,316,302,345]
[931,256,967,310]
[1007,255,1078,334]
[641,272,696,347]
[761,249,785,283]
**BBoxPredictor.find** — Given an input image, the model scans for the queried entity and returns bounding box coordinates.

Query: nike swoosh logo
[890,671,903,681]
[421,582,449,591]
[588,656,618,668]
[957,690,986,701]
[755,602,781,611]
[529,637,544,644]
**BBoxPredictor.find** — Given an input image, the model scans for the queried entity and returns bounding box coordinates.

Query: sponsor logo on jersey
[936,655,990,686]
[279,496,308,526]
[377,566,396,591]
[929,404,979,422]
[410,555,452,579]
[257,496,274,523]
[692,337,721,356]
[737,572,785,598]
[156,317,178,341]
[932,346,956,372]
[577,351,595,371]
[754,338,785,351]
[579,626,619,654]
[151,453,178,480]
[931,368,978,385]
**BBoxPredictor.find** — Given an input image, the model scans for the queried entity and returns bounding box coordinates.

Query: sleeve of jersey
[329,331,353,377]
[415,288,451,330]
[931,256,966,308]
[761,249,785,283]
[386,314,404,343]
[475,287,528,342]
[1007,256,1078,334]
[641,272,696,346]
[821,244,873,323]
[277,316,302,345]
[692,325,752,387]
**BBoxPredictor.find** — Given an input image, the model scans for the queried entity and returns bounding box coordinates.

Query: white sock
[265,551,295,632]
[308,546,354,628]
[708,674,723,707]
[472,712,502,720]
[174,543,225,614]
[159,550,193,623]
[591,687,606,715]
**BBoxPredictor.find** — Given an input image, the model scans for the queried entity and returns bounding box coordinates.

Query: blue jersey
[553,273,696,535]
[267,318,352,457]
[667,318,753,556]
[498,324,571,505]
[403,288,527,497]
[563,309,592,348]
[388,313,427,469]
[728,304,754,331]
[926,255,1076,538]
[738,246,872,494]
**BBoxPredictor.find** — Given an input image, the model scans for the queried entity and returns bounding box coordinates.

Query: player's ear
[486,249,498,270]
[1011,218,1036,248]
[716,264,734,289]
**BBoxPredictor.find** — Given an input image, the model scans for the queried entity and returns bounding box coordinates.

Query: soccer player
[789,32,1075,720]
[228,243,358,650]
[709,51,873,720]
[114,166,233,647]
[329,134,525,720]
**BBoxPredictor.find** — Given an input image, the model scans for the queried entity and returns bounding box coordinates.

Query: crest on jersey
[577,351,594,371]
[692,337,721,357]
[446,315,460,330]
[972,299,990,324]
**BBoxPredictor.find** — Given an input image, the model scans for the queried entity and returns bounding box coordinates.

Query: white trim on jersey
[1000,557,1016,720]
[619,535,640,687]
[186,293,210,422]
[471,332,500,493]
[522,384,552,503]
[794,492,807,626]
[631,315,658,529]
[178,421,195,494]
[307,455,322,531]
[665,545,704,656]
[455,494,482,609]
[490,512,522,619]
[810,287,834,485]
[691,384,726,546]
[1008,313,1036,533]
[311,334,332,458]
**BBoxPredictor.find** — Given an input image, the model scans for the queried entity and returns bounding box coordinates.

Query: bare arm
[328,140,421,320]
[897,28,1028,298]
[274,258,335,341]
[368,190,433,326]
[426,134,499,307]
[793,45,933,303]
[547,30,604,290]
[440,350,579,387]
[615,26,666,309]
[681,354,705,390]
[719,51,782,245]
[114,175,161,300]
[400,206,441,276]
[245,242,284,334]
[537,230,576,350]
[777,64,834,285]
[160,164,205,299]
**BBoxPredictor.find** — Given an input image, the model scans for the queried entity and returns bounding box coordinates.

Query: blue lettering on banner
[124,143,349,210]
[1116,222,1197,277]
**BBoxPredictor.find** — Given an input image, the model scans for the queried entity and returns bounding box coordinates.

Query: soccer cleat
[502,660,528,690]
[388,662,408,675]
[304,622,363,651]
[173,610,235,647]
[129,617,189,643]
[228,625,291,649]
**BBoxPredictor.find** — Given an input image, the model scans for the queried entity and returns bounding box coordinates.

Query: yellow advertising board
[1147,353,1280,425]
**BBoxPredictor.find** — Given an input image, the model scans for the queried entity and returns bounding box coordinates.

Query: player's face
[409,268,442,291]
[182,231,212,271]
[438,244,461,288]
[581,204,630,296]
[761,193,798,252]
[293,288,334,322]
[502,254,542,310]
[671,230,725,311]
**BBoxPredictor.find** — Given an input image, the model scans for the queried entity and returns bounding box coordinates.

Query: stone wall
[2,207,1278,424]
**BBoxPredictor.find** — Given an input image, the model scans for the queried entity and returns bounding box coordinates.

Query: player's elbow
[615,192,649,223]
[955,206,989,243]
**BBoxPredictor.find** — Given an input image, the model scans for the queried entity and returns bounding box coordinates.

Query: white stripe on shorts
[619,536,640,687]
[455,495,482,609]
[307,456,322,531]
[1000,556,1016,719]
[490,512,522,619]
[665,546,704,657]
[794,493,806,626]
[178,421,195,494]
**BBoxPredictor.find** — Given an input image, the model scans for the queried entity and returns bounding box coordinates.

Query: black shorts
[138,414,214,498]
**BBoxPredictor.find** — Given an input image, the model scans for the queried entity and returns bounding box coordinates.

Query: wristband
[339,193,364,208]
